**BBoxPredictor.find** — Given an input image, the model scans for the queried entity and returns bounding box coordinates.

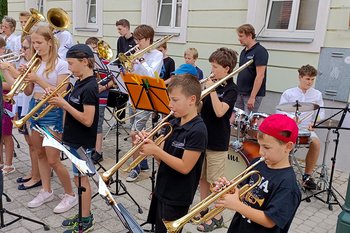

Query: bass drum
[224,140,261,180]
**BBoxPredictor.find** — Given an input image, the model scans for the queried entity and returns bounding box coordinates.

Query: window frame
[141,0,189,43]
[247,0,330,52]
[25,0,46,13]
[263,0,317,40]
[72,0,103,37]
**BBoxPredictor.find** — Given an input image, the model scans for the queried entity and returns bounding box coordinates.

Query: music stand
[38,126,144,232]
[302,105,349,210]
[122,73,170,232]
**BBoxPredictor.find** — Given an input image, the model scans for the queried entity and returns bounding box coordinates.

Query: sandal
[2,165,16,175]
[192,208,209,222]
[196,216,224,232]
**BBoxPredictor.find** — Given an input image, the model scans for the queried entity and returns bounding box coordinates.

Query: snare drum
[230,108,248,138]
[247,113,269,139]
[225,140,261,180]
[297,129,311,147]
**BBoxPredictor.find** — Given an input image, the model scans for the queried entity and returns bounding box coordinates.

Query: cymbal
[276,102,320,112]
[318,119,340,128]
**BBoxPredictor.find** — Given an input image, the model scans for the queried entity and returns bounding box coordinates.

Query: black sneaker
[91,152,103,164]
[62,214,94,233]
[302,174,317,190]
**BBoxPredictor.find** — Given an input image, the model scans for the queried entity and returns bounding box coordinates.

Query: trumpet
[163,157,265,233]
[119,35,174,72]
[102,111,174,183]
[102,59,254,184]
[12,75,73,128]
[0,52,24,63]
[3,52,41,103]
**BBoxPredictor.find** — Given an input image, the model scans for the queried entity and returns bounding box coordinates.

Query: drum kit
[225,101,320,184]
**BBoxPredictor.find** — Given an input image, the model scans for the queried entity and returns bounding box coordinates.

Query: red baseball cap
[258,114,299,143]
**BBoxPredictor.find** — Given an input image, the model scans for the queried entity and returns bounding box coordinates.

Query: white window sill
[257,36,314,43]
[75,27,99,32]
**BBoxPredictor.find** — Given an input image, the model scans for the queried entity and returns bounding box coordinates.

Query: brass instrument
[102,111,174,183]
[114,104,146,123]
[4,7,71,104]
[21,8,45,42]
[3,52,41,103]
[199,73,214,90]
[101,59,254,184]
[164,157,265,233]
[97,40,113,61]
[47,8,71,31]
[109,45,139,65]
[119,35,174,71]
[12,75,73,128]
[0,52,24,63]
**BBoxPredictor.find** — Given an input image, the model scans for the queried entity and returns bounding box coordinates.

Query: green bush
[0,0,8,21]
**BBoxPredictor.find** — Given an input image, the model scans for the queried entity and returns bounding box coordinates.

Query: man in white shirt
[277,64,324,190]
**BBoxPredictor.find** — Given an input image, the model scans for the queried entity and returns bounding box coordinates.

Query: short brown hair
[168,74,201,106]
[298,64,317,77]
[209,47,238,73]
[237,24,256,39]
[0,37,6,48]
[2,16,16,32]
[133,24,154,44]
[184,48,198,59]
[116,19,130,29]
[158,42,167,50]
[19,11,31,18]
[85,37,99,45]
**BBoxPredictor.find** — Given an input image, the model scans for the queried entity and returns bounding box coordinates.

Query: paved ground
[0,113,348,233]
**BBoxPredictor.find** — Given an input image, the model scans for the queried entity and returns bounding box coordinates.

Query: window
[25,0,46,14]
[38,0,44,13]
[247,0,331,52]
[263,0,319,40]
[141,0,189,43]
[72,0,103,37]
[87,0,97,24]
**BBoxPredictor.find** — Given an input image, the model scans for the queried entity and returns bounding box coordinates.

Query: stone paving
[0,114,348,233]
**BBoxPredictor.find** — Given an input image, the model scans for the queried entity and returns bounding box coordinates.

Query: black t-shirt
[237,42,268,96]
[196,67,204,80]
[155,115,208,206]
[228,158,301,233]
[160,57,175,80]
[201,79,237,151]
[63,76,99,148]
[117,35,137,55]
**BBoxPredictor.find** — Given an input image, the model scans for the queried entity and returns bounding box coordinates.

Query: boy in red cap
[215,114,301,233]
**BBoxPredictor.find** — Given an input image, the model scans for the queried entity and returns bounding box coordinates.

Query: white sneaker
[53,193,78,214]
[28,189,54,208]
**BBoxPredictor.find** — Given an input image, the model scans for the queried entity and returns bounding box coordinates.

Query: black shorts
[147,194,189,233]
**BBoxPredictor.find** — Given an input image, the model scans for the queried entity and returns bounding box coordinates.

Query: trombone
[3,52,41,104]
[163,157,265,233]
[119,35,174,72]
[101,59,254,184]
[114,104,146,123]
[102,111,174,183]
[12,75,74,128]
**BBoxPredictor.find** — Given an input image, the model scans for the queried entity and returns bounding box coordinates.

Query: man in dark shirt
[236,24,268,114]
[116,19,137,56]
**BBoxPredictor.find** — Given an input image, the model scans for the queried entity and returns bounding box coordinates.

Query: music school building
[8,0,350,172]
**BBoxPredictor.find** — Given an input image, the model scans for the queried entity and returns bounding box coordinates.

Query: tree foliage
[0,0,8,21]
